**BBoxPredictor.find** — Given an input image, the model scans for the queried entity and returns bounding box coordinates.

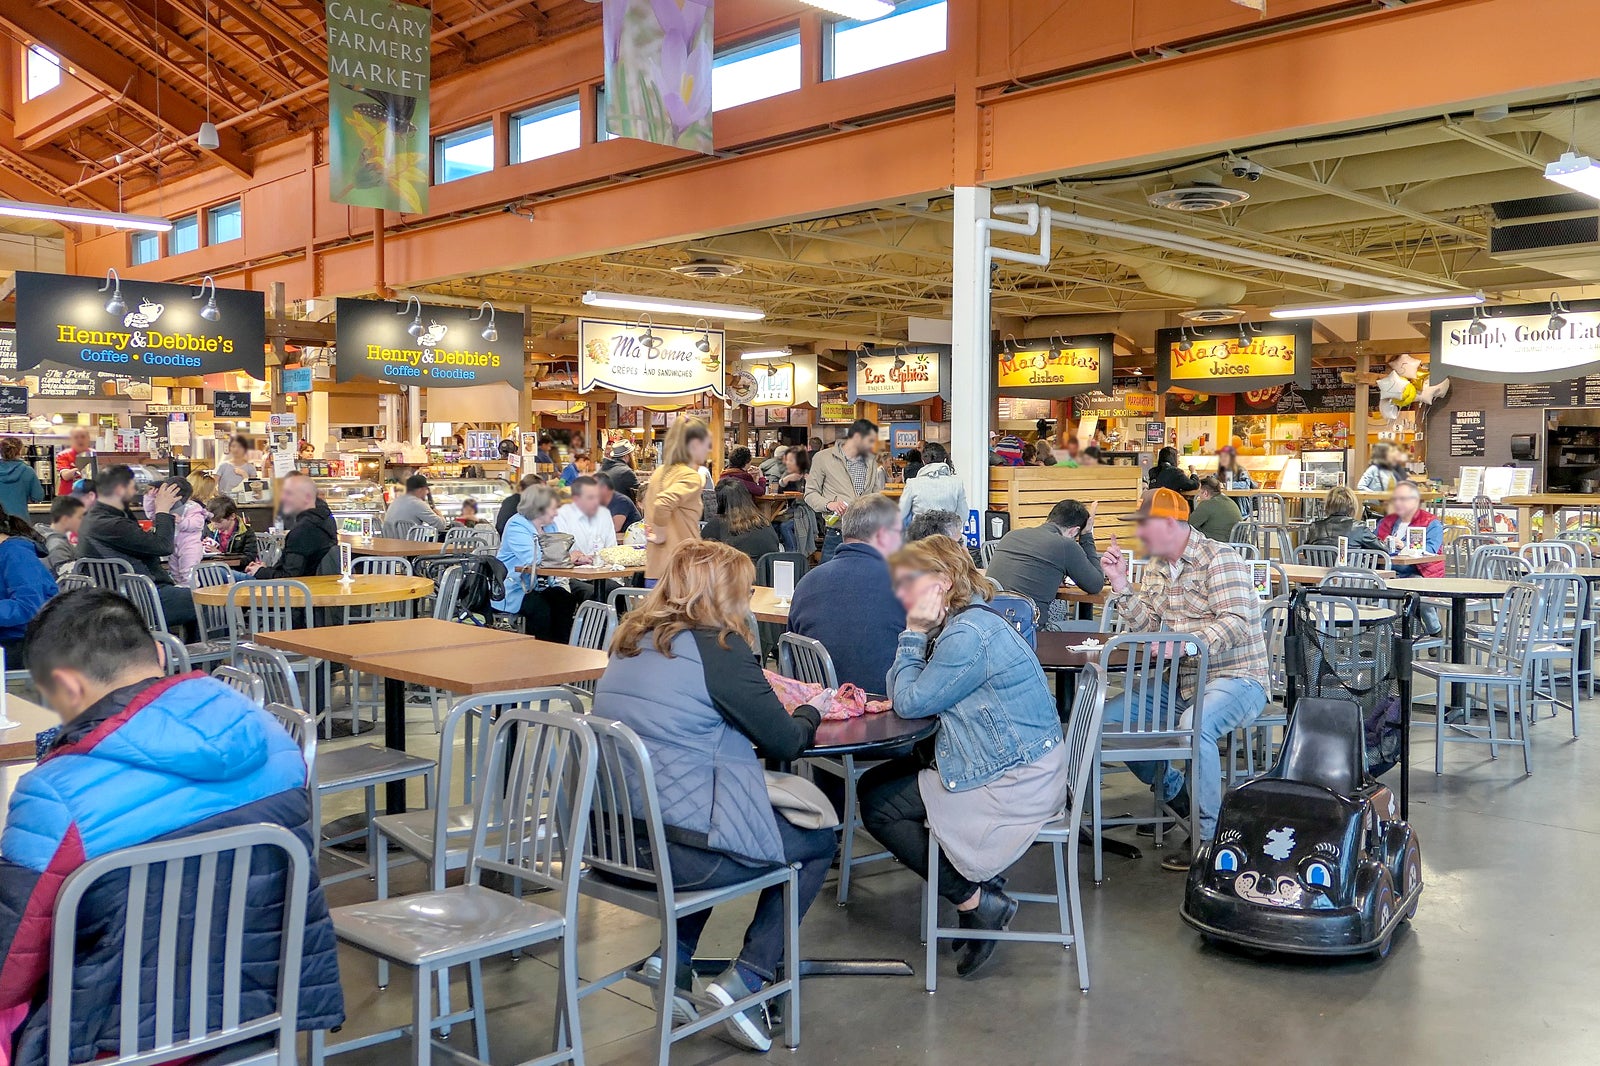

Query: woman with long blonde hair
[640,417,711,585]
[594,540,836,1050]
[859,535,1066,980]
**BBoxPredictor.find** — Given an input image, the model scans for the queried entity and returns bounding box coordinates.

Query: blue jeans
[775,520,797,552]
[821,525,842,563]
[666,820,837,982]
[1104,676,1266,842]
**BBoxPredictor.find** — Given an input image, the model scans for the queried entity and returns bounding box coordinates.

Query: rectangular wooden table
[0,696,60,765]
[752,586,792,624]
[344,535,450,558]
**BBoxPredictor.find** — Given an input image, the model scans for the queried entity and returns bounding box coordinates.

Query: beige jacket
[642,463,705,579]
[804,443,886,514]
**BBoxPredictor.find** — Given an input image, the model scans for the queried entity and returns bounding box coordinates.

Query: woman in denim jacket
[859,536,1068,979]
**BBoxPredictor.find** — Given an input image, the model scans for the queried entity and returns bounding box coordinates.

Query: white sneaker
[637,955,699,1025]
[698,966,773,1053]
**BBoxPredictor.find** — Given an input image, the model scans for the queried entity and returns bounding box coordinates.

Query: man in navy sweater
[788,493,906,693]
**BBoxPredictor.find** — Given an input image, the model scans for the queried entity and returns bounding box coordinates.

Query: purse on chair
[764,771,841,830]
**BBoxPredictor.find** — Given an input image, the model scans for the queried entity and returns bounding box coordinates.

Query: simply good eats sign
[14,271,265,379]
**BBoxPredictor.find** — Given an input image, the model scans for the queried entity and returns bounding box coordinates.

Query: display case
[313,477,387,521]
[1291,449,1350,491]
[427,478,513,520]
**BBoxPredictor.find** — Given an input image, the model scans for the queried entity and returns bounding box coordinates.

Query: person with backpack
[247,473,337,578]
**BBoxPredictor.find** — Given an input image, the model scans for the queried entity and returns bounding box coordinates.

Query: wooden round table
[192,574,435,608]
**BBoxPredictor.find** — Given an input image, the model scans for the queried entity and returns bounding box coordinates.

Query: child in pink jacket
[143,478,208,586]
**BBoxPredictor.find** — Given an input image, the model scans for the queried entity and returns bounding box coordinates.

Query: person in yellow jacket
[642,418,712,584]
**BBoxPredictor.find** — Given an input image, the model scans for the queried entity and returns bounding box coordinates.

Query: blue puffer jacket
[0,674,344,1066]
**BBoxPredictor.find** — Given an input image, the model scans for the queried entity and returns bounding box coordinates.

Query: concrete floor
[315,695,1600,1066]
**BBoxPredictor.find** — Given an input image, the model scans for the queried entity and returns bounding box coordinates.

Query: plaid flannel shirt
[1110,531,1268,701]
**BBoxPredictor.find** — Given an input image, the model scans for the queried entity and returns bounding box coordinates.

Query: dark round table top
[1035,629,1124,670]
[805,713,937,758]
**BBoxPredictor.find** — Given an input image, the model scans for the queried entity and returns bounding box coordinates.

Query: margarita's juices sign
[14,271,265,378]
[1154,320,1314,394]
[334,297,525,386]
[578,318,727,398]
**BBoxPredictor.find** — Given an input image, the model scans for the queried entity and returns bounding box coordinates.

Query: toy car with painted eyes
[1180,699,1422,958]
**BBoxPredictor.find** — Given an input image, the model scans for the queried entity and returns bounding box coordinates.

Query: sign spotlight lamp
[396,295,424,337]
[471,301,497,342]
[99,269,126,316]
[192,275,220,322]
[1548,293,1571,333]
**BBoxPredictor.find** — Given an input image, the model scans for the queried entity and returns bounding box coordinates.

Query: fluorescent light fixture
[0,199,172,232]
[798,0,894,19]
[739,348,792,361]
[1545,151,1600,198]
[1268,292,1485,318]
[581,290,765,321]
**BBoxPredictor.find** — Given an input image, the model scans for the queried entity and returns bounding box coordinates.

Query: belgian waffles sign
[335,297,525,387]
[996,334,1114,399]
[14,271,265,379]
[1154,320,1314,394]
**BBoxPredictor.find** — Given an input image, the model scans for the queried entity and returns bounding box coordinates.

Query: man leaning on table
[1099,487,1268,872]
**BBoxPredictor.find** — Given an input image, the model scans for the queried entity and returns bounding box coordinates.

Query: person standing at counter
[381,474,452,540]
[247,473,336,579]
[642,419,711,585]
[1215,445,1256,519]
[78,466,196,630]
[1357,442,1398,494]
[55,426,93,496]
[216,435,258,495]
[0,438,43,520]
[601,441,640,503]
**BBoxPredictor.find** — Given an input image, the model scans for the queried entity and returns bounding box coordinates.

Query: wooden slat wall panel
[988,466,1144,544]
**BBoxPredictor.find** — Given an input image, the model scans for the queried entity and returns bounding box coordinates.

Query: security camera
[1243,160,1263,182]
[1228,157,1263,182]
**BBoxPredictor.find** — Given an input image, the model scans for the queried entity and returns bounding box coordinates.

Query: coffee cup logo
[124,299,164,328]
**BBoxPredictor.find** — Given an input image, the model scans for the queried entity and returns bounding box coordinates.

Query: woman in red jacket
[717,447,767,497]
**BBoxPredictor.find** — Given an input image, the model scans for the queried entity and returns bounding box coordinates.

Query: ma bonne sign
[1432,299,1600,383]
[334,297,525,387]
[14,271,266,379]
[578,318,727,398]
[995,334,1114,398]
[1154,320,1313,394]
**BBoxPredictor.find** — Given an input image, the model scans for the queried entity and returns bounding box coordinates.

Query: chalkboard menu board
[1271,367,1356,414]
[1504,382,1569,408]
[212,391,253,418]
[1450,410,1486,456]
[0,386,27,416]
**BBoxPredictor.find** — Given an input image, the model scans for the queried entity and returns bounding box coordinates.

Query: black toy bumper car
[1181,699,1422,958]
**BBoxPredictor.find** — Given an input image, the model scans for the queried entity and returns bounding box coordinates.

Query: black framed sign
[0,386,27,416]
[213,391,253,418]
[14,271,266,379]
[1433,299,1600,383]
[335,297,525,387]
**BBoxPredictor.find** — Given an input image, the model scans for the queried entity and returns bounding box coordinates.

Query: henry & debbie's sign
[14,271,266,379]
[849,346,949,404]
[1154,320,1313,394]
[1432,299,1600,383]
[336,297,525,387]
[996,334,1113,398]
[578,318,726,398]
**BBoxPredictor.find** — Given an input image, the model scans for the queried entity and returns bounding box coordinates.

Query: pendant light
[470,301,497,342]
[1548,293,1571,333]
[396,295,424,337]
[192,275,220,321]
[99,269,126,315]
[693,318,712,353]
[196,1,219,150]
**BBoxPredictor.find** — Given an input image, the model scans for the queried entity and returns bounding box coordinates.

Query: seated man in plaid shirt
[1100,487,1269,872]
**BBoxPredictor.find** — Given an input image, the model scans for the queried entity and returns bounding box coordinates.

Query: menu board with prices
[1504,382,1570,408]
[1449,410,1486,457]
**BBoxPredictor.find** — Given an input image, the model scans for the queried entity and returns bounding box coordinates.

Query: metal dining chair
[778,632,888,906]
[227,580,327,733]
[1520,542,1578,570]
[405,525,441,542]
[1525,571,1593,733]
[578,716,801,1064]
[343,556,417,729]
[607,585,650,616]
[979,540,1002,569]
[566,600,617,697]
[213,663,265,703]
[153,631,192,676]
[314,704,595,1066]
[47,824,310,1066]
[117,572,230,670]
[1229,596,1290,784]
[69,556,132,590]
[1229,521,1294,564]
[442,524,479,550]
[923,661,1107,993]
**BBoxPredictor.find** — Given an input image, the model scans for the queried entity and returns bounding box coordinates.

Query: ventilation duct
[1489,193,1600,280]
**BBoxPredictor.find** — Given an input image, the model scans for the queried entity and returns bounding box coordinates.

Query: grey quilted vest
[591,630,786,866]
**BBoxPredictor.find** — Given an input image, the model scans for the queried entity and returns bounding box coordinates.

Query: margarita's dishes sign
[578,318,726,398]
[996,334,1114,398]
[14,271,265,379]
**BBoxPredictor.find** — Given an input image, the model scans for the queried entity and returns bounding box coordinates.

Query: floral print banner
[604,0,713,154]
[327,0,431,213]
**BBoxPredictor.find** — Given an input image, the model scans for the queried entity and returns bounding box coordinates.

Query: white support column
[950,185,992,539]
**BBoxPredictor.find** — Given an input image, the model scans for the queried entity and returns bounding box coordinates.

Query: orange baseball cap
[1126,487,1191,522]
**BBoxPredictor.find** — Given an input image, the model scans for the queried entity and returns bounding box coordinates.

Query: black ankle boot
[955,886,1018,978]
[950,876,1006,953]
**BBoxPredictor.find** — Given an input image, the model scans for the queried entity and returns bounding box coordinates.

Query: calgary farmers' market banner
[334,298,525,387]
[603,0,713,154]
[1154,320,1314,395]
[327,0,431,213]
[996,334,1114,399]
[579,318,726,398]
[1432,299,1600,383]
[848,346,951,405]
[14,271,265,379]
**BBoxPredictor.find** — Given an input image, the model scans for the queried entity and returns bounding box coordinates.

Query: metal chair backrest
[1483,582,1541,673]
[1296,545,1337,567]
[1472,494,1497,534]
[431,565,465,621]
[213,664,265,704]
[1481,553,1531,582]
[1101,632,1209,734]
[353,555,413,577]
[568,600,616,652]
[406,525,440,543]
[254,530,286,568]
[1265,560,1291,599]
[1098,596,1122,634]
[72,557,133,590]
[1548,538,1595,567]
[585,717,678,901]
[1229,522,1293,563]
[1321,567,1386,591]
[233,642,304,710]
[978,540,1001,569]
[1253,493,1287,525]
[1526,572,1586,642]
[1346,548,1389,571]
[471,528,500,552]
[1062,662,1108,827]
[607,586,650,616]
[1520,542,1578,570]
[46,823,308,1066]
[465,703,596,901]
[777,633,839,688]
[1468,542,1513,578]
[349,556,414,622]
[989,592,1039,649]
[443,525,479,550]
[1263,596,1290,700]
[264,702,318,826]
[153,632,191,676]
[1228,542,1259,560]
[227,581,312,645]
[191,563,236,641]
[755,551,809,588]
[57,573,95,594]
[116,573,169,634]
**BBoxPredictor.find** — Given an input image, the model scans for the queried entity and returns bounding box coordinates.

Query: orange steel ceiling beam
[0,0,253,177]
[981,0,1600,186]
